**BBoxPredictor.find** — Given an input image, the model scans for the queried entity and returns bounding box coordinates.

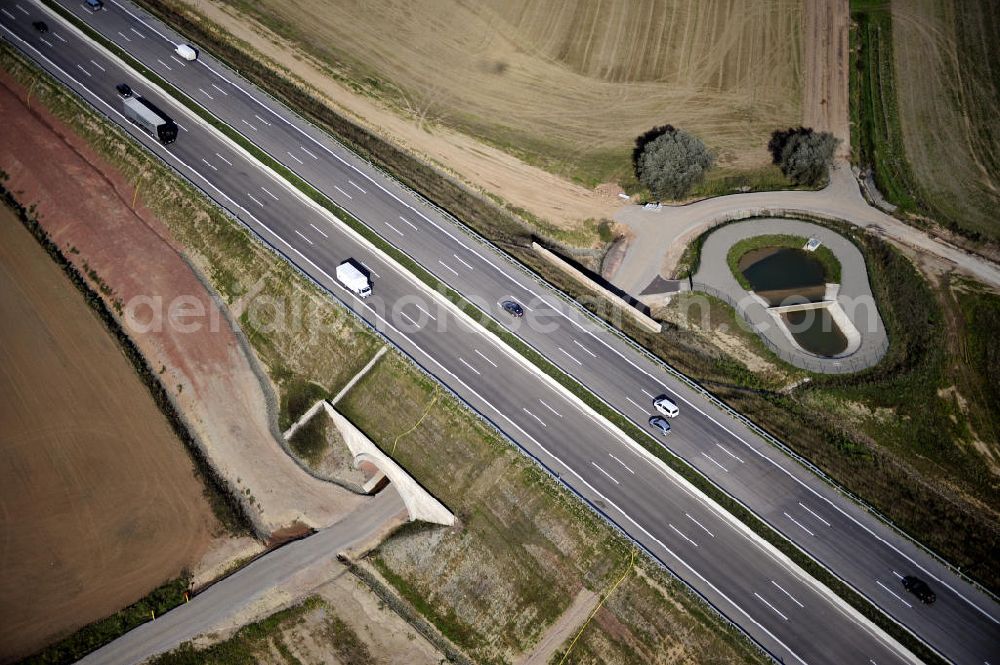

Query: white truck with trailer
[336,260,372,298]
[121,95,178,144]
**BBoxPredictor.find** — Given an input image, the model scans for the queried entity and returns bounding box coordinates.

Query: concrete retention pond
[691,219,888,373]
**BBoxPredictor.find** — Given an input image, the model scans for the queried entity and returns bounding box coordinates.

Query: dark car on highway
[501,300,524,318]
[116,83,133,98]
[649,416,671,436]
[902,575,936,604]
[32,21,49,33]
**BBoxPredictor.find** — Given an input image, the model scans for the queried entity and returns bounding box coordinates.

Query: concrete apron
[762,284,862,359]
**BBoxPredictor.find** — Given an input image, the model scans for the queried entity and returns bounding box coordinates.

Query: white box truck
[336,260,372,298]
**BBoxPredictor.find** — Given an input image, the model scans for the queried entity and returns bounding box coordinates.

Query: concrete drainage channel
[281,346,454,527]
[19,4,967,662]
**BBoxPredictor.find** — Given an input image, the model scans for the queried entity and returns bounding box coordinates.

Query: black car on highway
[501,300,524,318]
[902,575,936,604]
[116,83,133,98]
[32,21,48,34]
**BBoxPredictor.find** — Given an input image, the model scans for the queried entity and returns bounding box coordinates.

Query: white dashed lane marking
[754,593,789,621]
[474,349,497,368]
[609,453,634,474]
[685,513,715,538]
[783,512,815,537]
[701,452,728,473]
[591,461,619,485]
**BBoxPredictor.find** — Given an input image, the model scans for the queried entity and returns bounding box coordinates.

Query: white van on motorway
[174,44,198,61]
[653,395,680,418]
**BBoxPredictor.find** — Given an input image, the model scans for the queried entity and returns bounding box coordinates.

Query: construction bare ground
[0,63,364,537]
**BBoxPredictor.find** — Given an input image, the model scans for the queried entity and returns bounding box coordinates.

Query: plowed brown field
[0,206,217,662]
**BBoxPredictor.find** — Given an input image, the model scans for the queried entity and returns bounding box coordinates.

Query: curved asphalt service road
[4,1,997,662]
[78,488,407,665]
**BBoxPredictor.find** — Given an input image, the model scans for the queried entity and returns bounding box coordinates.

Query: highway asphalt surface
[78,488,407,665]
[2,1,997,663]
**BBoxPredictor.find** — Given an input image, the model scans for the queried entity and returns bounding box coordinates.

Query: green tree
[769,127,840,186]
[634,128,714,200]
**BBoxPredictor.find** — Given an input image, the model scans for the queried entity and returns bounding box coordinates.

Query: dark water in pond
[782,308,848,356]
[739,248,827,306]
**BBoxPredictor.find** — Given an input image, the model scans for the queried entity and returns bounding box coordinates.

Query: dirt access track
[0,68,362,536]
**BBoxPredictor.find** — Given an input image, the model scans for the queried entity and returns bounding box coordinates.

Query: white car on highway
[653,395,679,418]
[175,43,198,61]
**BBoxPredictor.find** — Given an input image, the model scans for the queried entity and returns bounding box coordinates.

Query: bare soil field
[177,0,802,229]
[0,206,218,663]
[891,0,1000,240]
[0,63,365,536]
[802,0,850,154]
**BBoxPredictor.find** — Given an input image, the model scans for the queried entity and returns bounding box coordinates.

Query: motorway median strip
[30,6,947,662]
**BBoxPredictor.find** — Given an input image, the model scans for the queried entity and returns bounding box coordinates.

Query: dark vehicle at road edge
[902,576,936,604]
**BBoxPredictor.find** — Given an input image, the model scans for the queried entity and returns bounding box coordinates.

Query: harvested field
[0,53,370,536]
[177,0,802,227]
[0,206,218,663]
[891,0,1000,241]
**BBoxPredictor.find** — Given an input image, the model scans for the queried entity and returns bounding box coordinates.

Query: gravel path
[610,163,1000,295]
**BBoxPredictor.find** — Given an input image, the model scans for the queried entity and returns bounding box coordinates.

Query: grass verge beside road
[850,1,922,214]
